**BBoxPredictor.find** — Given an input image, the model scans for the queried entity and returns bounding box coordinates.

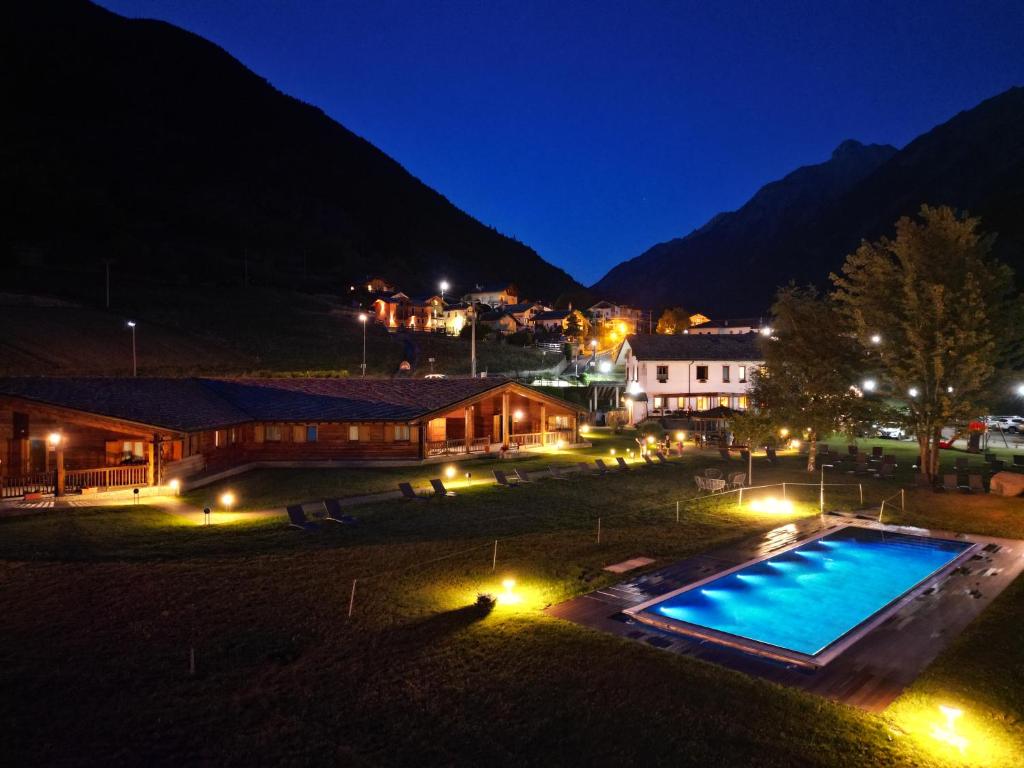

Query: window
[214,430,222,448]
[722,365,730,383]
[695,365,708,382]
[265,424,282,442]
[254,425,265,444]
[719,396,729,408]
[348,425,359,441]
[292,425,306,443]
[394,424,411,442]
[656,365,669,383]
[653,396,664,409]
[739,366,747,383]
[229,428,237,444]
[696,396,711,411]
[306,425,318,442]
[736,396,749,410]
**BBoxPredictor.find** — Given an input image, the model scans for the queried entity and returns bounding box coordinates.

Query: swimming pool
[625,525,975,666]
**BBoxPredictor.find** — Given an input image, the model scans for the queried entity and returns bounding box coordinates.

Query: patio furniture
[706,478,727,492]
[739,449,750,463]
[848,445,859,456]
[1014,455,1024,467]
[984,452,997,462]
[727,472,746,489]
[655,452,670,464]
[705,467,723,479]
[954,457,968,472]
[430,478,456,497]
[990,460,1006,472]
[322,499,359,524]
[548,466,570,480]
[578,461,603,476]
[871,446,884,458]
[398,482,426,501]
[875,462,895,480]
[615,456,631,471]
[286,504,320,531]
[968,474,985,493]
[694,476,707,492]
[514,468,534,484]
[941,474,958,492]
[593,459,611,475]
[493,469,519,488]
[643,454,661,468]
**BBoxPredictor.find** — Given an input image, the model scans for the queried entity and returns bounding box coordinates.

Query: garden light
[445,465,457,479]
[779,428,789,437]
[931,705,967,754]
[790,439,801,449]
[748,497,794,514]
[675,431,686,441]
[610,448,616,456]
[870,334,881,344]
[47,432,62,446]
[646,435,655,444]
[908,387,919,397]
[219,491,235,511]
[500,577,521,605]
[579,424,590,434]
[168,479,180,495]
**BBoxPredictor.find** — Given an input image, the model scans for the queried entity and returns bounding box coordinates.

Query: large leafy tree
[743,285,872,471]
[831,205,1023,480]
[655,307,691,335]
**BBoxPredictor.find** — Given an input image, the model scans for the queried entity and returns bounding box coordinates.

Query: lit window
[719,396,729,408]
[348,425,359,441]
[736,396,749,410]
[265,425,282,442]
[306,425,318,442]
[394,425,411,441]
[653,396,664,408]
[214,430,221,448]
[739,366,747,383]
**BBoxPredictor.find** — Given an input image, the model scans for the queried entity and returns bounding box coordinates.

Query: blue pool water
[642,527,971,657]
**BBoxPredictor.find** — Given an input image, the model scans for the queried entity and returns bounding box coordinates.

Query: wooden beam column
[540,405,547,446]
[152,434,162,486]
[501,391,510,447]
[464,406,474,451]
[54,435,65,497]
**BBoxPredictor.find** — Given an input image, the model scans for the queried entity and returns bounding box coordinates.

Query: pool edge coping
[623,521,981,668]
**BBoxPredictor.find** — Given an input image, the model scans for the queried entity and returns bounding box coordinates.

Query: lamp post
[470,303,477,377]
[358,313,368,376]
[126,321,137,376]
[590,339,597,369]
[48,432,64,497]
[439,280,449,305]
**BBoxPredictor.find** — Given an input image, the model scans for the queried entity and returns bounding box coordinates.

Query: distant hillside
[2,0,581,303]
[594,87,1024,315]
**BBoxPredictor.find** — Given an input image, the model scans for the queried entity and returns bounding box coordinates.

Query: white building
[686,317,765,335]
[461,282,518,308]
[615,333,763,424]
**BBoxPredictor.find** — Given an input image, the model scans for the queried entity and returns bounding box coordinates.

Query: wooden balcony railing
[1,472,54,499]
[66,465,149,491]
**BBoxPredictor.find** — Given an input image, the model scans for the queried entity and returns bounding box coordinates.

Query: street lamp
[358,313,368,377]
[1016,384,1024,397]
[862,379,877,392]
[870,334,882,345]
[439,280,449,304]
[126,321,137,376]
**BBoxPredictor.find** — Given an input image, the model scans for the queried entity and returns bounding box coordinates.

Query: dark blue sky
[100,1,1024,285]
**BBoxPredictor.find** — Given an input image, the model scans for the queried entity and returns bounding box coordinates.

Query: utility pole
[470,304,477,377]
[127,321,137,376]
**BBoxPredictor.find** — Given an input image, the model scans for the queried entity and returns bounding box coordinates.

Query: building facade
[616,333,763,424]
[461,283,518,308]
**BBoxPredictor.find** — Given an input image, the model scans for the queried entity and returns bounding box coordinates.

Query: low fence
[66,465,149,491]
[1,472,54,499]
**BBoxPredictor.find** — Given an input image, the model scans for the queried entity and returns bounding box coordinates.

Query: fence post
[782,482,787,500]
[878,500,885,524]
[738,487,744,507]
[347,578,358,618]
[901,489,905,512]
[675,500,680,523]
[859,483,863,507]
[492,539,498,571]
[597,517,602,544]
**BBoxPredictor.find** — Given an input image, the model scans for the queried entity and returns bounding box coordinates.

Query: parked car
[985,415,1024,433]
[875,423,907,440]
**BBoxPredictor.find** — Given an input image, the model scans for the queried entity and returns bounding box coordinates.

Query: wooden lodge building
[0,377,584,497]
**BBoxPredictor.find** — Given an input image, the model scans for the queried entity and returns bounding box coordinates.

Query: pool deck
[547,514,1024,711]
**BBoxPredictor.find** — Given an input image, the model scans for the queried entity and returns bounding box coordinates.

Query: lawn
[1,430,1022,766]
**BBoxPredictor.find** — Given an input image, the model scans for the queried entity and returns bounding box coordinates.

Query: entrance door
[493,415,502,443]
[28,439,46,473]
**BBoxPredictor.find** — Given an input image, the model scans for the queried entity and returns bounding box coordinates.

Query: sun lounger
[593,459,611,475]
[643,454,661,468]
[875,463,895,479]
[968,474,985,493]
[514,468,534,483]
[872,446,884,458]
[322,498,358,524]
[577,461,601,476]
[655,452,670,464]
[430,478,456,497]
[941,474,958,492]
[398,482,426,501]
[493,469,519,488]
[548,465,570,480]
[286,504,320,531]
[615,456,631,471]
[848,445,859,455]
[954,457,968,472]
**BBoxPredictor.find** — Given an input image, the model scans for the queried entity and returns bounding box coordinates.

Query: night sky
[99,1,1024,285]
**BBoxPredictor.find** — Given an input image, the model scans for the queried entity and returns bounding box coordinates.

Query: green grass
[1,429,1022,765]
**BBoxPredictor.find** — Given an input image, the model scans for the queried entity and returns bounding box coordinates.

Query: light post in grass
[126,320,137,376]
[358,313,368,376]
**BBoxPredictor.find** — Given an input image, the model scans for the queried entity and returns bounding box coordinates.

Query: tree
[831,205,1023,480]
[744,285,872,471]
[563,310,590,342]
[655,307,691,335]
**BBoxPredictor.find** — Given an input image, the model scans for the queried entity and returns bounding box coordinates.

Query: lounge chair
[593,459,611,475]
[968,474,985,493]
[991,460,1006,472]
[765,447,779,465]
[322,498,358,525]
[655,451,670,464]
[875,462,895,480]
[286,504,320,531]
[514,468,534,484]
[848,445,859,456]
[430,478,456,497]
[718,448,732,461]
[954,457,968,472]
[1014,455,1024,468]
[615,456,631,471]
[872,446,884,458]
[578,461,602,476]
[548,466,570,480]
[694,476,707,493]
[398,482,427,501]
[493,469,520,488]
[643,454,661,468]
[705,467,723,480]
[941,474,958,492]
[728,472,746,489]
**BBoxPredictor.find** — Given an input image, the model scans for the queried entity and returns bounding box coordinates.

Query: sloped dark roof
[0,376,571,431]
[0,378,251,432]
[692,317,764,329]
[624,333,763,361]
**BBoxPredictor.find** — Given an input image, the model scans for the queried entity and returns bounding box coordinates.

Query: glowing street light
[445,465,457,480]
[358,313,368,377]
[126,320,137,376]
[219,491,235,512]
[579,424,590,435]
[47,432,63,446]
[759,326,772,337]
[908,387,919,398]
[862,379,877,392]
[870,334,882,344]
